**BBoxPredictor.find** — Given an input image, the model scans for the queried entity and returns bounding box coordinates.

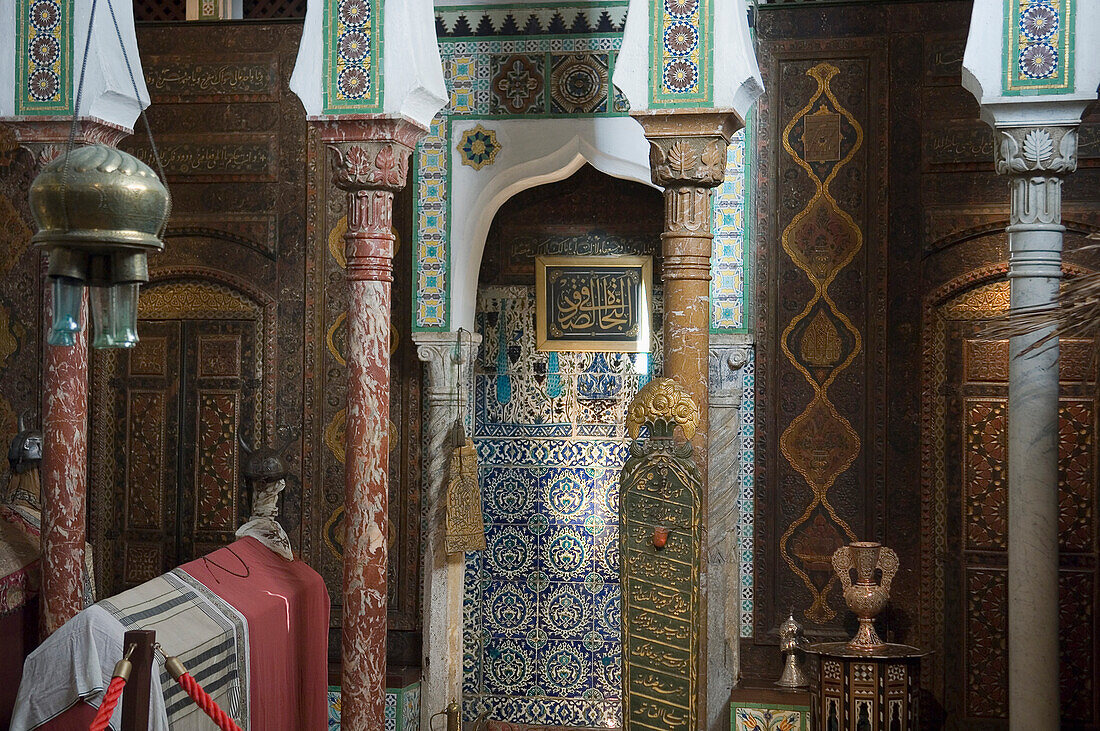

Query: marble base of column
[414,331,481,728]
[316,117,424,731]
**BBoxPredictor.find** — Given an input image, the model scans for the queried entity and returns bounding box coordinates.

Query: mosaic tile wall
[712,128,748,332]
[464,285,664,726]
[737,351,756,638]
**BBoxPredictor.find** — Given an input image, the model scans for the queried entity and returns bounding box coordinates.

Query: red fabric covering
[183,537,329,731]
[37,537,329,730]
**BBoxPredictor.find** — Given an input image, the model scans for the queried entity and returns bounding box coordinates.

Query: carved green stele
[620,378,702,731]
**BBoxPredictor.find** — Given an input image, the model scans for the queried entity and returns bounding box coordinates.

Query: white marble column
[414,331,481,729]
[706,335,752,731]
[995,124,1076,731]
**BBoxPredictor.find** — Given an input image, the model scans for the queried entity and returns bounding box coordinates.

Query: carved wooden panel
[754,39,888,640]
[180,321,256,559]
[94,317,258,593]
[936,318,1099,728]
[116,320,182,588]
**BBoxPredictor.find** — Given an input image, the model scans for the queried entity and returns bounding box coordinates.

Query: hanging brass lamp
[29,144,169,349]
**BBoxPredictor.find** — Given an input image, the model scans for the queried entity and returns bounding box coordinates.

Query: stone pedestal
[635,111,742,730]
[316,116,424,731]
[413,330,480,729]
[5,118,129,637]
[995,124,1077,730]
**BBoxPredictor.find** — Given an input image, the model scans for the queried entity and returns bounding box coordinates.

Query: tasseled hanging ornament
[445,418,486,554]
[444,330,486,553]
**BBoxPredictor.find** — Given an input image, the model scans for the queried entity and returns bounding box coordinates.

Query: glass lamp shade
[90,282,140,349]
[47,277,84,347]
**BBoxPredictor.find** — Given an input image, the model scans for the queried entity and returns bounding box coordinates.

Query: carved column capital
[995,125,1077,231]
[326,140,414,194]
[635,112,742,287]
[313,118,425,283]
[633,111,741,188]
[414,331,482,406]
[994,125,1078,177]
[993,125,1078,279]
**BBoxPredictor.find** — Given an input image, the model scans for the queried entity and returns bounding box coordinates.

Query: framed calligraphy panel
[535,255,653,352]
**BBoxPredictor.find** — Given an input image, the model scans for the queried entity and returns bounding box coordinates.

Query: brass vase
[832,541,899,650]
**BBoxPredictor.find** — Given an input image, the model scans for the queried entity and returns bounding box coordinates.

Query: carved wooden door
[176,320,257,561]
[942,321,1098,729]
[99,318,258,593]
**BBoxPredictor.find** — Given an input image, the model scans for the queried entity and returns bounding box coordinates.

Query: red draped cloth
[33,537,329,730]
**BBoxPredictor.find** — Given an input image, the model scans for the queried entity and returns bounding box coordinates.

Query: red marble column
[7,119,128,636]
[316,117,424,731]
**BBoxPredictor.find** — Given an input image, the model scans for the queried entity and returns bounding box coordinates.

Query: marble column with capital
[6,118,129,637]
[706,335,752,731]
[413,330,480,728]
[995,124,1077,731]
[635,110,742,731]
[316,117,425,731]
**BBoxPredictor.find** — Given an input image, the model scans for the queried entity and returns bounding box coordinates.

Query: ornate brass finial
[625,377,699,440]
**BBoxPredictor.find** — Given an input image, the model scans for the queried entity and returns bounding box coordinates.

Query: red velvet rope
[89,676,127,731]
[175,672,243,731]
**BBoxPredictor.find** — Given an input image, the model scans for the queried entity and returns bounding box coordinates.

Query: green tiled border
[648,0,714,108]
[15,0,73,115]
[323,0,384,113]
[1002,0,1075,96]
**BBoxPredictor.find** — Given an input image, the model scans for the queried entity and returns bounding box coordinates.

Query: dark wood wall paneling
[751,3,1100,728]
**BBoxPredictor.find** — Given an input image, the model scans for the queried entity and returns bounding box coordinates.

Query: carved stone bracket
[4,117,130,166]
[415,331,482,408]
[709,342,753,407]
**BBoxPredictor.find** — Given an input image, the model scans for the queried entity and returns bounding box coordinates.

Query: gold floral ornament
[625,377,699,440]
[458,124,500,170]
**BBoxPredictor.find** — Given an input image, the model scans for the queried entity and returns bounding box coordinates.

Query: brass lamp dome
[29,144,168,283]
[29,144,169,349]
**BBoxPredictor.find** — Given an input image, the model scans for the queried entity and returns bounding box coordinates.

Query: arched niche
[447,116,655,333]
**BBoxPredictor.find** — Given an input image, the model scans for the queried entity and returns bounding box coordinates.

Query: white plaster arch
[448,116,654,332]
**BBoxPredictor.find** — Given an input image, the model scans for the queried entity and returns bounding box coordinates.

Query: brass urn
[832,541,899,650]
[29,144,169,348]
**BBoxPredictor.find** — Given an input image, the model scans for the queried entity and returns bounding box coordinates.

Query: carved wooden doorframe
[89,269,278,596]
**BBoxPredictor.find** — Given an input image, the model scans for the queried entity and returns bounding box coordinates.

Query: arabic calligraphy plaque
[620,426,702,730]
[535,255,652,352]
